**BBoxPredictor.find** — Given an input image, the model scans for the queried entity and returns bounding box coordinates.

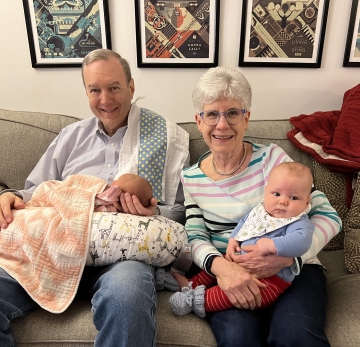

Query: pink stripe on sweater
[313,223,330,245]
[263,148,288,183]
[190,192,233,198]
[184,182,218,188]
[218,168,263,188]
[232,181,265,197]
[188,171,265,198]
[313,215,338,244]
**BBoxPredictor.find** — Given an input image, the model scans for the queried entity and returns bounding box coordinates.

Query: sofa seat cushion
[11,250,355,347]
[13,264,360,347]
[156,291,216,346]
[12,292,217,347]
[317,249,360,346]
[12,299,97,347]
[325,273,360,347]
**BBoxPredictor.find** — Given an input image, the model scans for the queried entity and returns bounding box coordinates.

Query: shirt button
[111,143,115,146]
[108,164,111,168]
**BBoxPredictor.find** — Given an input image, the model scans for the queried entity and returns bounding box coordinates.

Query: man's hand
[0,192,25,230]
[230,244,293,279]
[119,192,157,216]
[211,257,266,310]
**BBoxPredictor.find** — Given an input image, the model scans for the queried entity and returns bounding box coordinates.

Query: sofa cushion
[0,109,79,190]
[243,119,313,170]
[317,250,360,347]
[156,291,216,347]
[312,160,347,250]
[6,115,359,347]
[12,299,97,347]
[344,173,360,273]
[12,293,217,347]
[178,122,209,166]
[13,269,360,347]
[325,272,360,346]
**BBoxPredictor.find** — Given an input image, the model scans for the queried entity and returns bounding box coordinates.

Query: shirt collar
[96,119,128,142]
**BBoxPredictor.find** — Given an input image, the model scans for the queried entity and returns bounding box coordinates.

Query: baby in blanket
[94,173,153,212]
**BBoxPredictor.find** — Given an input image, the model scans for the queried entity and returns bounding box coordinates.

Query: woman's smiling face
[196,98,250,155]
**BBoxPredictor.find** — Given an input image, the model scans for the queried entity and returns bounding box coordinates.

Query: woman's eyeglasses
[199,109,247,126]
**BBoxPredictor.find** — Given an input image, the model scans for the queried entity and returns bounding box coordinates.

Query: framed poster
[134,0,220,68]
[239,0,329,68]
[22,0,111,68]
[343,0,360,67]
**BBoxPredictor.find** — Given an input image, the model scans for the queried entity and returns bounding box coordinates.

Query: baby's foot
[169,283,206,318]
[172,272,189,288]
[155,268,181,291]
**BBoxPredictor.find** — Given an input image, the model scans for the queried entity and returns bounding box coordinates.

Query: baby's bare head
[269,162,313,194]
[113,173,153,207]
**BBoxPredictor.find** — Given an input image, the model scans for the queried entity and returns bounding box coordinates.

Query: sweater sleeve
[301,189,342,263]
[182,174,222,269]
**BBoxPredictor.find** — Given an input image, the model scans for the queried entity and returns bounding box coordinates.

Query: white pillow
[86,212,188,267]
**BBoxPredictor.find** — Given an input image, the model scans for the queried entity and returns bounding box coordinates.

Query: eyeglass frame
[198,108,247,126]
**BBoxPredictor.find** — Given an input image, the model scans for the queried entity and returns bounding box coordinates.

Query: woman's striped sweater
[181,142,342,270]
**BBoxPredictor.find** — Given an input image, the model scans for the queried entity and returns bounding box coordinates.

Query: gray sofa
[1,107,359,347]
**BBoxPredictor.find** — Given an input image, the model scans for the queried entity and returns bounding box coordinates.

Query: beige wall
[0,0,357,122]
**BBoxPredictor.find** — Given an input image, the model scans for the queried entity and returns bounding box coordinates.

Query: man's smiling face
[83,56,135,136]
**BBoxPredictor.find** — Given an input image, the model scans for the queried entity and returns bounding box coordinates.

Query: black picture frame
[134,0,220,68]
[22,0,112,68]
[343,0,360,67]
[239,0,329,68]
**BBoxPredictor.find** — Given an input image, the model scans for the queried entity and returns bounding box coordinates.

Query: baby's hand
[255,238,277,256]
[225,238,242,262]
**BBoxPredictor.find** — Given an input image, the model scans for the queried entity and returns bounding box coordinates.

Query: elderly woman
[182,67,341,347]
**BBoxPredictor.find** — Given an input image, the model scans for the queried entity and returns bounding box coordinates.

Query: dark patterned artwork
[239,0,329,68]
[23,0,111,67]
[135,0,220,67]
[344,0,360,67]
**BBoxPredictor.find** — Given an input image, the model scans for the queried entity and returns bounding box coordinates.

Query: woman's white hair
[192,66,252,113]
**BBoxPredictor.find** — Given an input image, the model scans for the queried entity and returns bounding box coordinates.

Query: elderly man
[0,49,189,347]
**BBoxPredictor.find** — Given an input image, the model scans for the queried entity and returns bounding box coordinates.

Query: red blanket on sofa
[287,84,360,173]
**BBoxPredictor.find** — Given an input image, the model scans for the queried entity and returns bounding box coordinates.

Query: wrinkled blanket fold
[0,175,107,313]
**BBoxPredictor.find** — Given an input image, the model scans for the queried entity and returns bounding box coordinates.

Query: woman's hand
[211,257,266,310]
[119,192,158,216]
[231,244,293,279]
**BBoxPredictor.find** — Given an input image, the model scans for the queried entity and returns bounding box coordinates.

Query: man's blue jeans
[0,260,157,347]
[207,264,330,347]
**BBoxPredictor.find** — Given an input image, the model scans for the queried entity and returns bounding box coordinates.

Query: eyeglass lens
[201,109,245,125]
